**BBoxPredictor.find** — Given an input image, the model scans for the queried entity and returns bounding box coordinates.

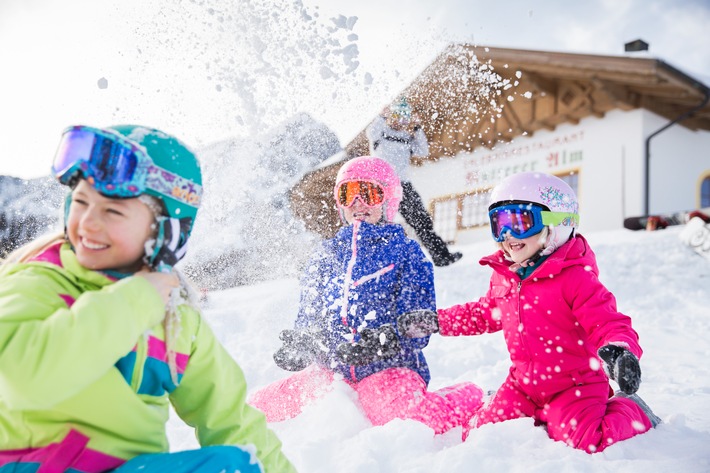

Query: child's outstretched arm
[565,264,644,393]
[437,294,503,337]
[393,242,437,350]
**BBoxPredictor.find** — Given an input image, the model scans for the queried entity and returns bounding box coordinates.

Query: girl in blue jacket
[250,156,482,435]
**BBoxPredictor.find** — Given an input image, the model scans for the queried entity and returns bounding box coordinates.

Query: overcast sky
[1,0,709,179]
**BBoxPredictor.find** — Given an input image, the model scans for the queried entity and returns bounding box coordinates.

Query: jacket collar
[335,221,406,243]
[59,242,117,288]
[480,235,596,279]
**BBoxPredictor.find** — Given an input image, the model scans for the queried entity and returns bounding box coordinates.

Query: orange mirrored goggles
[337,181,385,207]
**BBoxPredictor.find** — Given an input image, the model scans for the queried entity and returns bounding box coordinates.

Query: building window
[460,190,492,228]
[431,199,459,244]
[702,176,710,208]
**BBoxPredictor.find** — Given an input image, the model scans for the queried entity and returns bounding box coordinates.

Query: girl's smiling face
[342,198,384,225]
[501,231,546,264]
[66,180,155,273]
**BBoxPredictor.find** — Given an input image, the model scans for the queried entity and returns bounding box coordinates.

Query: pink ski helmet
[489,172,579,251]
[334,156,403,222]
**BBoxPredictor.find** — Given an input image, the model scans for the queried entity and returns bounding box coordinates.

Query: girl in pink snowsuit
[399,172,660,453]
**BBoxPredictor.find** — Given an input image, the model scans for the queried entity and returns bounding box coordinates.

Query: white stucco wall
[642,110,710,214]
[409,108,710,243]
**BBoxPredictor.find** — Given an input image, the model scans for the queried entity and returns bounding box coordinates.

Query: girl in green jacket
[0,125,296,473]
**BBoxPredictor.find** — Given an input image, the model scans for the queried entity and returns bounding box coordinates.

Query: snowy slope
[168,225,710,472]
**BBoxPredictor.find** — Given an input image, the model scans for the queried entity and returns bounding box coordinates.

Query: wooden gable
[290,44,710,238]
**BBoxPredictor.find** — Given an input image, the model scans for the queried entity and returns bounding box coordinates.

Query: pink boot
[248,365,334,422]
[433,382,484,437]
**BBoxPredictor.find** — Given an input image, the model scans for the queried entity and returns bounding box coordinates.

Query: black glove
[598,344,641,394]
[273,329,324,372]
[336,324,401,366]
[397,310,439,338]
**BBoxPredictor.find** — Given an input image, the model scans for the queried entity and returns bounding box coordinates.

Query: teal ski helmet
[53,124,203,270]
[107,124,202,234]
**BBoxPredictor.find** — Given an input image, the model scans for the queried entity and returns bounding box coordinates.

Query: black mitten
[273,329,324,372]
[397,310,439,338]
[336,324,401,366]
[598,344,641,394]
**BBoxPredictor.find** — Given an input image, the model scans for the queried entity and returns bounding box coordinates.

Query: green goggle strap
[541,211,580,227]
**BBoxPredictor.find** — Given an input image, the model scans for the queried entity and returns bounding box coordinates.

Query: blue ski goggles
[52,126,201,207]
[489,202,579,242]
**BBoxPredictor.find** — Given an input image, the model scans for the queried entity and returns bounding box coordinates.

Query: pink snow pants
[471,368,653,453]
[249,366,483,436]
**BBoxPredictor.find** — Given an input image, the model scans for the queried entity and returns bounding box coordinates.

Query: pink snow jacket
[438,235,641,394]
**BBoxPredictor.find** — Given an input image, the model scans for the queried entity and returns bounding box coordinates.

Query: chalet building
[290,44,710,243]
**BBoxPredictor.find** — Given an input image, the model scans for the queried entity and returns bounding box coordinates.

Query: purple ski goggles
[52,125,201,207]
[489,202,578,242]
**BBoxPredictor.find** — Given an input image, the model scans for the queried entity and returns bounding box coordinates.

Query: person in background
[366,97,462,267]
[398,171,661,453]
[249,156,482,437]
[0,125,296,473]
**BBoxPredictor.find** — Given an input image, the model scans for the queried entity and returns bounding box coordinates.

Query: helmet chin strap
[520,249,545,268]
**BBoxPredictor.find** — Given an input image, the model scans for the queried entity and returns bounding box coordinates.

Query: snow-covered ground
[168,225,710,472]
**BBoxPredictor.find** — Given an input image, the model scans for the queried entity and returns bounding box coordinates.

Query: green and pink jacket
[0,242,295,473]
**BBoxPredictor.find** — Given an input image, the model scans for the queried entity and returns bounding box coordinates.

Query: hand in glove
[598,344,641,394]
[273,329,324,372]
[336,324,401,366]
[397,309,439,338]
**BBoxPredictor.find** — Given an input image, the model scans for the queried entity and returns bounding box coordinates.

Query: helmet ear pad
[145,216,193,272]
[541,225,574,256]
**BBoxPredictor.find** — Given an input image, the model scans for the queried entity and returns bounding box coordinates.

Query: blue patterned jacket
[295,221,436,383]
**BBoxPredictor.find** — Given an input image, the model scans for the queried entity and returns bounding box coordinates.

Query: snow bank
[169,226,710,472]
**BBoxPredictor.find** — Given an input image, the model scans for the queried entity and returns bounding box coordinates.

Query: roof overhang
[290,44,710,238]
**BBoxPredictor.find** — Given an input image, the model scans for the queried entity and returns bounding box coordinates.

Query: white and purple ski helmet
[489,171,579,251]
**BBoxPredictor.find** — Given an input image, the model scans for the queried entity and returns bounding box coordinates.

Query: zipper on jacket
[516,280,530,355]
